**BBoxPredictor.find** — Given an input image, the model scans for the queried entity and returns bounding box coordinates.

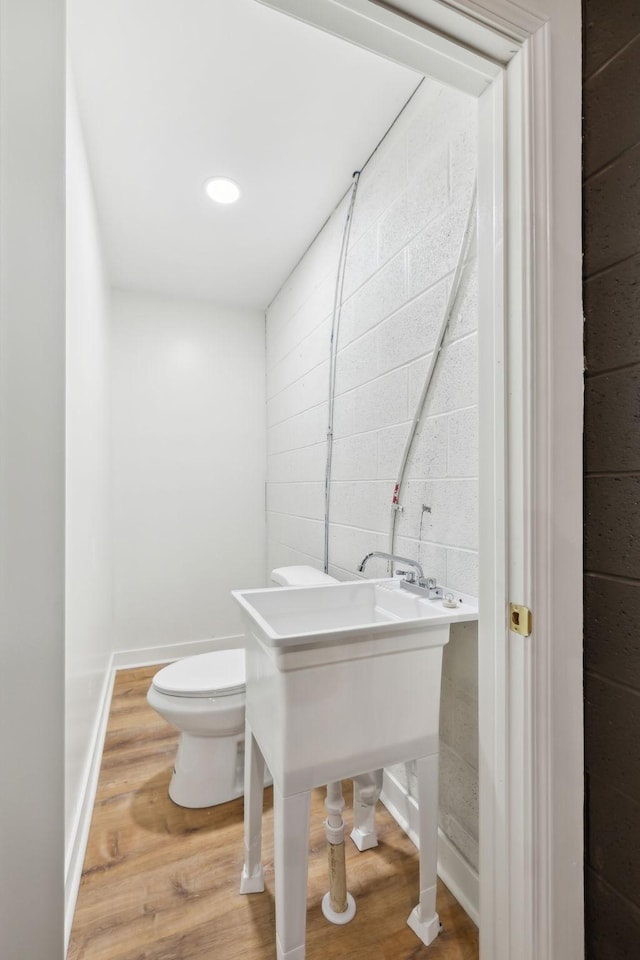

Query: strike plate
[509,602,532,637]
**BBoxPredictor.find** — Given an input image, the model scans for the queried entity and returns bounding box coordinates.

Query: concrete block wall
[265,79,479,871]
[583,3,640,956]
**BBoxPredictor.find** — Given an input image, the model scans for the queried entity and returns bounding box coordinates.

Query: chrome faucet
[357,551,442,598]
[358,551,424,579]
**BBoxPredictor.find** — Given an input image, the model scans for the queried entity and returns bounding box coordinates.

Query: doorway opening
[65,3,584,960]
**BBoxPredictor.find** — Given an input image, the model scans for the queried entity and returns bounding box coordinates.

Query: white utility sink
[232,577,478,790]
[233,577,477,652]
[232,577,478,960]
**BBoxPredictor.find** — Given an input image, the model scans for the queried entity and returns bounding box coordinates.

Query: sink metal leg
[240,724,266,894]
[274,785,311,960]
[407,753,442,946]
[351,768,383,851]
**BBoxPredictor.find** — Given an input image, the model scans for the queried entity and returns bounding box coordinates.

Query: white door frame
[256,3,584,960]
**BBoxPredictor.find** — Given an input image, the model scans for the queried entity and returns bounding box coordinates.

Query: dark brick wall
[583,3,640,958]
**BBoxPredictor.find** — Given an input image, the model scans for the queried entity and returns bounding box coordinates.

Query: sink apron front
[244,622,448,795]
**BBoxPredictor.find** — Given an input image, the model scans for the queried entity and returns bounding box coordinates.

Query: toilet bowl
[147,565,336,808]
[147,648,247,808]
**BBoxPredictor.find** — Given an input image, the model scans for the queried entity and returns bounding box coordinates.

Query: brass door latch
[509,602,532,637]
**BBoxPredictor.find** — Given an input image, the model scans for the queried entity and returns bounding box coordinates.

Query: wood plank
[69,666,478,960]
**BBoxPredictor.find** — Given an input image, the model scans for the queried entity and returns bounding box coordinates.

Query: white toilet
[146,565,336,808]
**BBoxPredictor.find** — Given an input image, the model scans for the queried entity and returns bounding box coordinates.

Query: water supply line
[389,179,477,555]
[321,171,361,925]
[324,170,361,575]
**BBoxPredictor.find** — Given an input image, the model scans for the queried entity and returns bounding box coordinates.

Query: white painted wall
[111,290,266,655]
[65,70,113,880]
[0,1,65,956]
[266,80,480,870]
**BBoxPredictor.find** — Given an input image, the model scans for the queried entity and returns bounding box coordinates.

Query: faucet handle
[396,569,416,583]
[418,576,437,590]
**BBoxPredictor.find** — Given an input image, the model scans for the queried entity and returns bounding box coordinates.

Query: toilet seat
[152,649,245,699]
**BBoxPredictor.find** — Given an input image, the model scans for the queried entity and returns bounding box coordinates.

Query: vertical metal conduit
[323,170,361,574]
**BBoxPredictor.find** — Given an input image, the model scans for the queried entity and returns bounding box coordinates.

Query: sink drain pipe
[321,781,357,924]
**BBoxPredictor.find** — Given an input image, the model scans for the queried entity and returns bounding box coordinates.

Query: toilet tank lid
[271,565,337,586]
[151,649,245,698]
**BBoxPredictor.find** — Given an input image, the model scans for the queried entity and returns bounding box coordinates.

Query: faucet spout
[357,551,424,579]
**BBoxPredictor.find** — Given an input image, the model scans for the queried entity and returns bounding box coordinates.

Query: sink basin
[232,577,477,650]
[232,576,478,794]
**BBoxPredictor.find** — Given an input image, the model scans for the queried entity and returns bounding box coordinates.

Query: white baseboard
[380,768,479,927]
[112,633,246,669]
[64,659,116,954]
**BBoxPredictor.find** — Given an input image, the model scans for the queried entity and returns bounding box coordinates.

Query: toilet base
[168,730,272,808]
[169,731,245,808]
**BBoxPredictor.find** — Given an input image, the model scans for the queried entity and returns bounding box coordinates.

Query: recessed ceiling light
[204,177,241,204]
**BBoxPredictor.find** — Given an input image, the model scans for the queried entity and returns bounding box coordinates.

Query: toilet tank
[271,565,337,586]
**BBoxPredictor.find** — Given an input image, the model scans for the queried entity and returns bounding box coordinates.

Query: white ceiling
[69,0,420,310]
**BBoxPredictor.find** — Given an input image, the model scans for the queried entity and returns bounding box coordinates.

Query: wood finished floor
[69,665,478,960]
